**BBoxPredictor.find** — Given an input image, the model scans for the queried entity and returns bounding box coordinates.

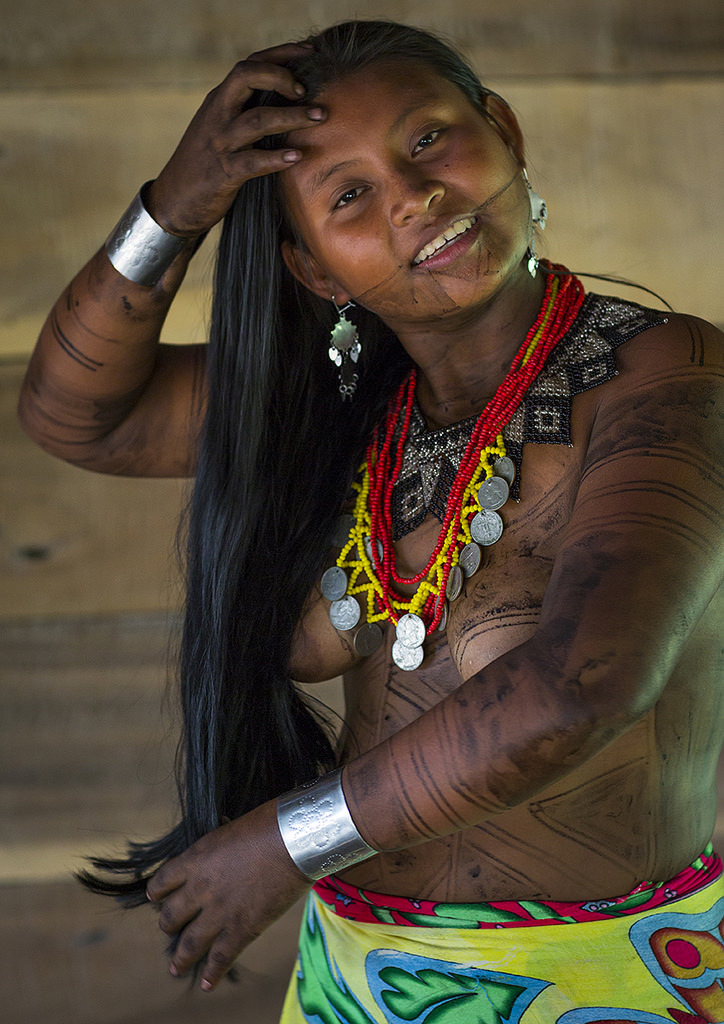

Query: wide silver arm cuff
[104,183,188,286]
[276,768,377,881]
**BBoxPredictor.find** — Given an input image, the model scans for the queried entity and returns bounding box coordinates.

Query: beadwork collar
[390,293,667,540]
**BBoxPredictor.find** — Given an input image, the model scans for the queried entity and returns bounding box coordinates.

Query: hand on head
[145,42,327,239]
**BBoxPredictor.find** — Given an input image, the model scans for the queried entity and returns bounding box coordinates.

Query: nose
[388,168,445,227]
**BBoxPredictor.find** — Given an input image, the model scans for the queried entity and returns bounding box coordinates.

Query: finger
[157,892,199,937]
[169,919,221,979]
[199,928,244,992]
[220,60,307,106]
[146,862,186,903]
[222,104,325,151]
[246,42,313,66]
[221,148,304,182]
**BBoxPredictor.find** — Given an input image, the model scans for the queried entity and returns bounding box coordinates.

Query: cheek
[318,233,401,298]
[356,265,468,319]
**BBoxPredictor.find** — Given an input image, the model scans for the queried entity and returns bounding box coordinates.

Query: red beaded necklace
[363,264,585,633]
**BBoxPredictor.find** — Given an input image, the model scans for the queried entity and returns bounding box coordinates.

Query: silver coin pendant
[435,597,449,632]
[494,456,516,486]
[321,566,348,602]
[446,564,464,602]
[363,535,384,563]
[470,510,504,546]
[477,475,509,511]
[392,639,424,671]
[329,595,361,631]
[458,542,482,579]
[396,612,426,649]
[354,622,384,657]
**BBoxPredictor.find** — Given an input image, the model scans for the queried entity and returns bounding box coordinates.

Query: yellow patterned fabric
[280,875,724,1023]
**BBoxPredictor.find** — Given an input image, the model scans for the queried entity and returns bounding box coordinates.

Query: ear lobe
[281,240,351,305]
[481,94,526,167]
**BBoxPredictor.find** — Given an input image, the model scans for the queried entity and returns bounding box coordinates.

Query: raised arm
[18,46,326,477]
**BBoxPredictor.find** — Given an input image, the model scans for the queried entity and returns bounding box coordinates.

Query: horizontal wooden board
[0,612,344,881]
[0,614,178,879]
[1,0,721,87]
[0,877,301,1024]
[1,361,187,617]
[1,77,721,360]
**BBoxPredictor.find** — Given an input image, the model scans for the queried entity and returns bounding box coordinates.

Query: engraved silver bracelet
[276,767,377,881]
[104,182,189,286]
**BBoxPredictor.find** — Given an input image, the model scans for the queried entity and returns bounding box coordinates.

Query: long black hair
[78,20,493,904]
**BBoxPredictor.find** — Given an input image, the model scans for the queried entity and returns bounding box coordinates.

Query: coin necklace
[321,265,585,669]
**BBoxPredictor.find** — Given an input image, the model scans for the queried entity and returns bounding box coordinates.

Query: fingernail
[201,978,213,992]
[282,150,301,163]
[294,83,305,96]
[169,964,178,977]
[306,107,325,121]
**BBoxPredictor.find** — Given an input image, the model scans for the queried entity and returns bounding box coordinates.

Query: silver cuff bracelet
[277,768,377,881]
[104,183,188,286]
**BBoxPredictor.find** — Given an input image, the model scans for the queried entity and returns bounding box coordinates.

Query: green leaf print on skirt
[293,899,550,1024]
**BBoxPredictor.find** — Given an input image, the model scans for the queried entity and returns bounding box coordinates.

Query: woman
[18,20,724,1022]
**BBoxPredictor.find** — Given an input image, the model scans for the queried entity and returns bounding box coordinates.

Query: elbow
[17,380,71,463]
[16,365,115,470]
[17,376,48,451]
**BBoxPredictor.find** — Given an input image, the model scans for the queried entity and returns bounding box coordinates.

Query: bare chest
[342,432,590,748]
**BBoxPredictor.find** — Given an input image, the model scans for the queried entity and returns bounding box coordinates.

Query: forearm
[18,231,196,465]
[341,639,622,853]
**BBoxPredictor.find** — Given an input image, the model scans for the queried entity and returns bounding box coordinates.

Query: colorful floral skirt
[279,844,724,1023]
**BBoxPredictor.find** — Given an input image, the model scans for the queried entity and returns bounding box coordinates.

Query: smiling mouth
[412,217,477,266]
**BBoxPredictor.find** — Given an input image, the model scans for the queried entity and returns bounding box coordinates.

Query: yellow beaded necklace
[322,266,585,668]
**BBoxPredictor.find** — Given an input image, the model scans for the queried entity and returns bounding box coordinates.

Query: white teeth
[413,217,476,265]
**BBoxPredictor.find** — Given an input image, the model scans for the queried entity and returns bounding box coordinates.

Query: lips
[412,216,477,266]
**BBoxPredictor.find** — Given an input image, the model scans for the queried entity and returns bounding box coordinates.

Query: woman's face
[281,60,532,333]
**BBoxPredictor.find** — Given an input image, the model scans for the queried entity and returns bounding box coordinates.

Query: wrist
[276,767,378,881]
[104,182,196,287]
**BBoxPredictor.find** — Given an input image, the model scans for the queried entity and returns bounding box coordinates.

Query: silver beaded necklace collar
[390,292,668,540]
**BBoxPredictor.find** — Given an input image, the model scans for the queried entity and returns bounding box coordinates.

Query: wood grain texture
[0,611,344,881]
[1,0,720,87]
[0,878,301,1024]
[1,361,187,617]
[0,3,721,1017]
[0,613,177,878]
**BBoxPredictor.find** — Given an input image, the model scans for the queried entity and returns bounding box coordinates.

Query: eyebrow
[309,159,361,197]
[389,101,435,133]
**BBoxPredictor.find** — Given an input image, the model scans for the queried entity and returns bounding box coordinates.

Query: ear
[481,94,526,167]
[281,240,352,306]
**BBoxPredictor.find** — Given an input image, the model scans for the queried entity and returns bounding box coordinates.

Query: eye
[413,128,443,154]
[334,186,365,209]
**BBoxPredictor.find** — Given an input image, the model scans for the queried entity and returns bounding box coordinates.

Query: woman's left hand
[145,798,311,991]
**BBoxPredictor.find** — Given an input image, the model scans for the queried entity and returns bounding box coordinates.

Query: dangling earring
[522,168,547,277]
[329,296,361,400]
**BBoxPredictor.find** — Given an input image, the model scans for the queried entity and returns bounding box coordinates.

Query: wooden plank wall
[1,1,722,1021]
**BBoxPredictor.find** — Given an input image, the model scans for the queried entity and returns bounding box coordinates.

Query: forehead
[282,61,482,199]
[307,59,475,124]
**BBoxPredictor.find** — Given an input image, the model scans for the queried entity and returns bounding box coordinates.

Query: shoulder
[582,306,724,467]
[561,292,722,371]
[613,308,724,377]
[568,293,724,406]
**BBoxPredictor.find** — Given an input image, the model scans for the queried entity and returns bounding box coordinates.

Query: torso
[304,296,724,903]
